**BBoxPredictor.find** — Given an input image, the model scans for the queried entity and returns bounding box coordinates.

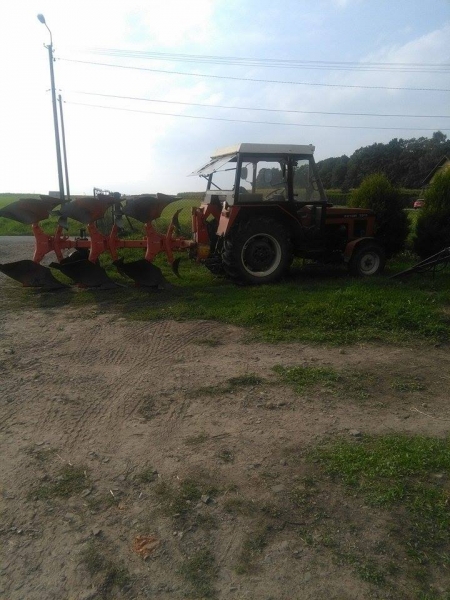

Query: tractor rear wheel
[349,242,386,276]
[222,217,292,284]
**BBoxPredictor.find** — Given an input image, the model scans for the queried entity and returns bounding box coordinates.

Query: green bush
[414,170,450,258]
[348,173,408,257]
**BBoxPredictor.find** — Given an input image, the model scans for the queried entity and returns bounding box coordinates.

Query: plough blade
[172,257,182,278]
[0,260,68,289]
[50,259,118,289]
[59,196,116,224]
[122,193,179,223]
[0,197,61,224]
[170,208,183,236]
[113,258,170,289]
[62,249,91,263]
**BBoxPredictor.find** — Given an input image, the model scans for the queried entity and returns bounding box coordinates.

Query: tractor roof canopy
[190,143,316,177]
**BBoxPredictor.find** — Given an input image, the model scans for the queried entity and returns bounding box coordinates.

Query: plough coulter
[1,143,388,290]
[0,193,194,289]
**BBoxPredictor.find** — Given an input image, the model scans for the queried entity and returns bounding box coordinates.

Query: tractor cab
[192,143,384,284]
[192,142,326,206]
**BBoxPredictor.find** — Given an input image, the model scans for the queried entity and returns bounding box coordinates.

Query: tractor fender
[343,237,378,263]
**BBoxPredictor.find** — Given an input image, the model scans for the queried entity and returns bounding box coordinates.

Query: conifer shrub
[414,170,450,258]
[348,173,408,257]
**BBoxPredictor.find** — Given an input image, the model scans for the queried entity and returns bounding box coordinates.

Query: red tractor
[0,143,385,289]
[190,143,385,284]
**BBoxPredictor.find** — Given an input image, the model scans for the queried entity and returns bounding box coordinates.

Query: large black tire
[222,217,292,284]
[349,242,386,277]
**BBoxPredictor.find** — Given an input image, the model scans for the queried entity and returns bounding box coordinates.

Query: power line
[91,48,450,73]
[68,90,450,119]
[65,101,450,131]
[59,58,450,92]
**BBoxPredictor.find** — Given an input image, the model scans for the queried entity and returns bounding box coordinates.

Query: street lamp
[37,13,65,203]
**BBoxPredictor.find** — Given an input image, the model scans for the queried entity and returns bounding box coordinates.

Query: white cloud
[0,1,448,195]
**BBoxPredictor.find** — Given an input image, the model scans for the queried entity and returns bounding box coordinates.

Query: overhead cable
[68,90,450,119]
[91,48,450,73]
[65,101,450,131]
[59,58,450,92]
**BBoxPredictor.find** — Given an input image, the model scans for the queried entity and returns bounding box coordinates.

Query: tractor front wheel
[222,217,292,284]
[349,243,386,277]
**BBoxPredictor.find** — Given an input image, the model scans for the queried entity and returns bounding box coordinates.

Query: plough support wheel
[0,260,68,289]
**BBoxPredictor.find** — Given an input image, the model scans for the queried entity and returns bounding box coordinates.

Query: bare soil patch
[1,238,449,599]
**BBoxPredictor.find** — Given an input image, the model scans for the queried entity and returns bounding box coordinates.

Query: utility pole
[37,14,65,203]
[58,94,70,200]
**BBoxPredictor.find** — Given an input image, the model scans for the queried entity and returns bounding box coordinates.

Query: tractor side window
[293,160,321,203]
[238,160,287,203]
[255,161,287,201]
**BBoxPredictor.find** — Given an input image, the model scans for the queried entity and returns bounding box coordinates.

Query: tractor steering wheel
[265,187,285,200]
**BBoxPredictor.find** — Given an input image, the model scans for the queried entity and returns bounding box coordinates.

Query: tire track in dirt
[61,320,221,450]
[1,311,225,450]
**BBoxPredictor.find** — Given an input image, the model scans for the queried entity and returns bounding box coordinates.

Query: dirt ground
[1,238,449,600]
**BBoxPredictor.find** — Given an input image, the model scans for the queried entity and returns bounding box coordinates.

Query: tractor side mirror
[240,166,248,180]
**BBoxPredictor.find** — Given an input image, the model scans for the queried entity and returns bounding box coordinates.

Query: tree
[432,131,447,144]
[414,170,450,258]
[316,132,450,189]
[348,173,408,256]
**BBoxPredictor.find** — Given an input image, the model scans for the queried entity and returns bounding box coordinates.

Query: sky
[0,0,449,195]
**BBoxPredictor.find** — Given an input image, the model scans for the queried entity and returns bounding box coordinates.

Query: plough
[0,193,194,289]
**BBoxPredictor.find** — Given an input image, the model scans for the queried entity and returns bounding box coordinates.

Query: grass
[236,526,270,574]
[80,542,131,597]
[135,466,157,484]
[30,465,89,500]
[217,448,234,463]
[391,378,427,393]
[185,432,210,445]
[273,364,341,392]
[26,447,57,463]
[315,435,450,564]
[223,497,255,516]
[2,193,450,347]
[4,250,449,347]
[273,364,379,400]
[138,397,156,420]
[153,476,218,519]
[193,373,263,397]
[179,549,218,598]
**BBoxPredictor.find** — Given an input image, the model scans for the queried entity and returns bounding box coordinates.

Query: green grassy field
[3,249,449,346]
[2,192,449,347]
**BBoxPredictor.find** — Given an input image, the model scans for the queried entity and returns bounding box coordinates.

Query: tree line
[316,131,449,190]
